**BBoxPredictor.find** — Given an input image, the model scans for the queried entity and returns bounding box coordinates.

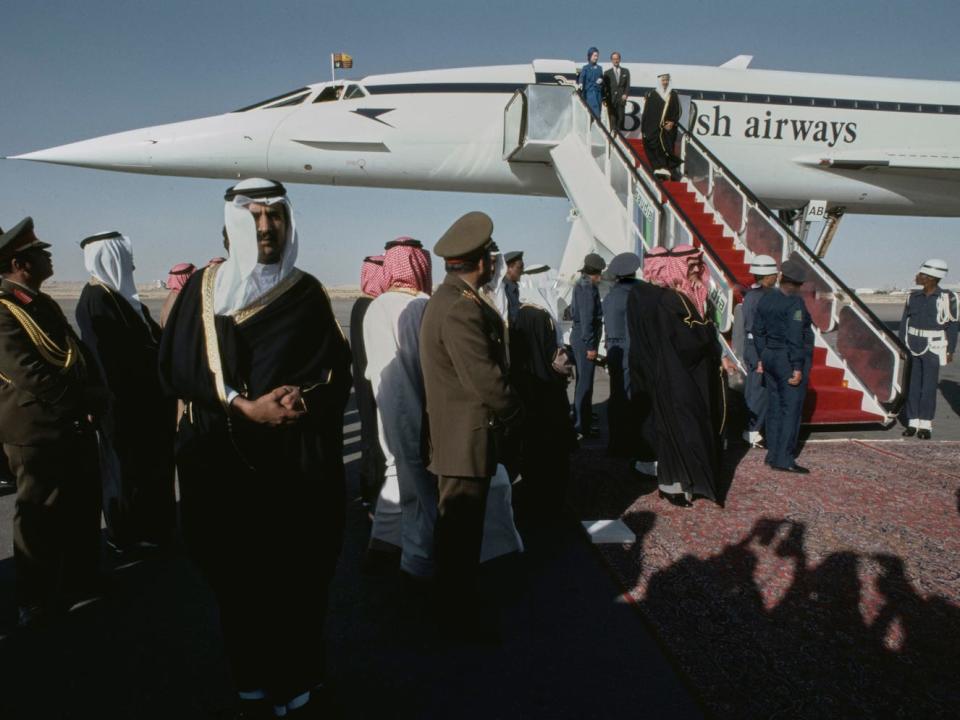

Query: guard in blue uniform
[603,252,641,456]
[740,255,779,447]
[900,258,958,439]
[753,259,814,473]
[571,252,605,437]
[502,250,523,326]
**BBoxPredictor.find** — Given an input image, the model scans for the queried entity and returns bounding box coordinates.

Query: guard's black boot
[917,429,932,440]
[902,427,917,437]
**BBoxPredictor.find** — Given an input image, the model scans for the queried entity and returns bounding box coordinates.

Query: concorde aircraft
[10,57,960,220]
[11,56,951,426]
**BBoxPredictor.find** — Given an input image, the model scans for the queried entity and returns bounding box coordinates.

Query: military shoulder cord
[0,298,79,384]
[936,291,959,324]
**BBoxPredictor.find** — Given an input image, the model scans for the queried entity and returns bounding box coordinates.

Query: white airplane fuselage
[12,59,960,216]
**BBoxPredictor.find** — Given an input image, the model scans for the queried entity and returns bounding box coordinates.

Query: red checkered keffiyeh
[166,262,196,292]
[643,245,709,317]
[383,238,432,295]
[642,246,670,286]
[671,244,709,317]
[360,255,388,298]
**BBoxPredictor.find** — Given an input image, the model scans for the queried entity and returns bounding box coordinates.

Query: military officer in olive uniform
[602,252,641,456]
[420,212,521,627]
[753,259,814,474]
[0,218,105,627]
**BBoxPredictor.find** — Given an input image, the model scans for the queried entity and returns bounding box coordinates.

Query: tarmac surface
[0,297,700,720]
[0,295,955,718]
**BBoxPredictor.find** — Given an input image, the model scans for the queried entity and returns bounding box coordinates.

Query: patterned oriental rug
[568,440,960,719]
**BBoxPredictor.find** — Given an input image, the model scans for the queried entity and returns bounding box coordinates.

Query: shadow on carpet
[569,440,960,719]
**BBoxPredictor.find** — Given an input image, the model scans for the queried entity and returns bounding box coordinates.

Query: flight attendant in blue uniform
[571,252,605,437]
[740,255,779,447]
[603,252,641,456]
[577,47,605,119]
[753,259,814,473]
[900,258,958,439]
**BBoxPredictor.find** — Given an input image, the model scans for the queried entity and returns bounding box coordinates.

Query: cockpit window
[313,86,344,103]
[232,87,311,113]
[264,92,311,108]
[343,84,366,99]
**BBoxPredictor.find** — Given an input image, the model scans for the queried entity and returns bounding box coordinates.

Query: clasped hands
[231,386,306,426]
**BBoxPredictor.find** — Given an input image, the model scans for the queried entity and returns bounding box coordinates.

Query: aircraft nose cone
[8,113,275,180]
[9,129,158,170]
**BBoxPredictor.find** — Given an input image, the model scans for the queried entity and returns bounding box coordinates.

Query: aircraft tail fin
[719,54,753,69]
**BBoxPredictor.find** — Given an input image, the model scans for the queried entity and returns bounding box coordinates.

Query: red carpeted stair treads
[624,138,879,425]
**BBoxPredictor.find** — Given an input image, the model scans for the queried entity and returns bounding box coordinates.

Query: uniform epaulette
[460,289,482,306]
[0,288,31,305]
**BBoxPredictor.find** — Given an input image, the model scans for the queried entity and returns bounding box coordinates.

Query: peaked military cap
[434,211,494,260]
[608,252,641,278]
[523,263,550,275]
[780,258,807,284]
[0,217,50,262]
[503,250,524,265]
[80,230,123,248]
[580,252,607,274]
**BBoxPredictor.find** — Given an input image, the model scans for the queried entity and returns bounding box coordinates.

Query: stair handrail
[677,123,910,412]
[566,92,748,327]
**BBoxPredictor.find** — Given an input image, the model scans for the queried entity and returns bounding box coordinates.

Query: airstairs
[503,83,910,426]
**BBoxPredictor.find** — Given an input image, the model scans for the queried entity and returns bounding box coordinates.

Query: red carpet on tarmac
[569,440,960,719]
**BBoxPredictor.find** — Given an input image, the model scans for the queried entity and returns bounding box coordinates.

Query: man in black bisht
[159,178,352,718]
[75,231,175,554]
[626,250,667,478]
[629,247,733,506]
[641,72,681,179]
[511,265,576,526]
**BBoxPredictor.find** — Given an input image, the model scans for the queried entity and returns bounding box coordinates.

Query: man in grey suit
[603,51,631,131]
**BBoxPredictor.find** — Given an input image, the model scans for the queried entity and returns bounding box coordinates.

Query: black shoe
[772,464,810,474]
[286,686,344,719]
[106,537,138,556]
[658,489,693,507]
[902,427,917,437]
[917,429,932,440]
[17,604,56,630]
[212,698,272,720]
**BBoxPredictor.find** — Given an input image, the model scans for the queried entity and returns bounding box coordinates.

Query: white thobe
[363,289,436,577]
[363,290,524,575]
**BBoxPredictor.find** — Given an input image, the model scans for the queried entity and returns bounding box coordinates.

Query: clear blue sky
[0,0,957,288]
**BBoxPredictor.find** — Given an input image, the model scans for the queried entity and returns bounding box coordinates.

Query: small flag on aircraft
[333,53,353,69]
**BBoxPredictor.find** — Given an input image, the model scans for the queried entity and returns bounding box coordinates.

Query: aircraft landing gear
[813,207,845,258]
[782,204,846,258]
